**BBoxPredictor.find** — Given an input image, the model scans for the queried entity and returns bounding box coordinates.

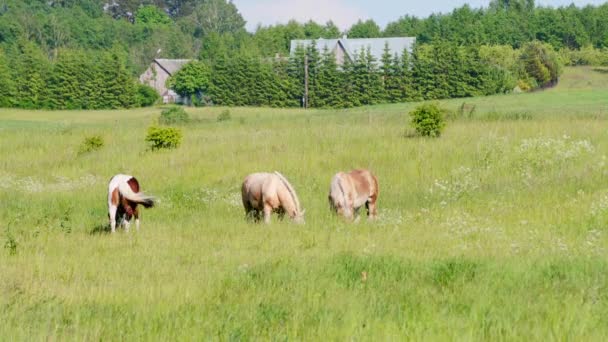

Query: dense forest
[0,0,606,109]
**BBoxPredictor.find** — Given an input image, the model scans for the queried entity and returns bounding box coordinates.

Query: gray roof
[290,37,416,63]
[290,38,340,55]
[154,59,192,75]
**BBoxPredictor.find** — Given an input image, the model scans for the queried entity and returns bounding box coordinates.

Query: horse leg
[353,207,361,223]
[124,217,131,232]
[123,202,134,232]
[134,206,140,231]
[246,209,259,222]
[263,204,273,224]
[277,207,286,221]
[243,198,254,220]
[109,204,118,233]
[366,196,378,220]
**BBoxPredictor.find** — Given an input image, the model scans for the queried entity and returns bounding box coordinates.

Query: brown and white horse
[241,171,305,224]
[108,174,155,233]
[329,169,379,220]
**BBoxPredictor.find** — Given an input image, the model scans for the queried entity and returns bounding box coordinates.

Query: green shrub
[520,41,562,89]
[4,228,17,255]
[78,135,104,155]
[217,109,231,122]
[145,126,182,150]
[159,106,189,125]
[409,103,446,137]
[561,46,608,66]
[136,84,160,107]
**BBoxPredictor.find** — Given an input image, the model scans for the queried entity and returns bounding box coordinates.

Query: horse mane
[273,171,302,213]
[336,173,348,210]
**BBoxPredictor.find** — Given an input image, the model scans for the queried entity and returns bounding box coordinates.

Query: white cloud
[234,0,368,32]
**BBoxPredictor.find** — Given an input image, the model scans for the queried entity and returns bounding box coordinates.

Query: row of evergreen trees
[0,43,155,109]
[202,40,558,109]
[0,37,562,110]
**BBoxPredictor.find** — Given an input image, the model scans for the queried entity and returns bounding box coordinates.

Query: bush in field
[409,103,446,137]
[560,46,608,66]
[146,126,182,150]
[136,84,159,107]
[520,41,562,88]
[78,135,104,155]
[159,106,189,125]
[4,228,17,255]
[217,109,231,122]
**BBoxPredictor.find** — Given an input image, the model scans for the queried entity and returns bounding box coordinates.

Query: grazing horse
[108,174,155,233]
[241,171,305,224]
[329,169,379,220]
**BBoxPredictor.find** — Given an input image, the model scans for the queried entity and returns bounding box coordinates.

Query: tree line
[174,39,560,108]
[0,42,157,109]
[0,0,605,109]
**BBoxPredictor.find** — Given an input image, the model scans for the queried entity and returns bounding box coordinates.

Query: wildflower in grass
[476,135,508,170]
[584,230,603,255]
[376,208,405,227]
[430,166,479,202]
[516,136,595,183]
[590,192,608,217]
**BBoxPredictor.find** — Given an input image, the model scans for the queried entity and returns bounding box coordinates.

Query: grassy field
[1,66,608,340]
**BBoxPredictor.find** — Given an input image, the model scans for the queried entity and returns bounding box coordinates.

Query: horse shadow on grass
[593,68,608,74]
[89,223,111,235]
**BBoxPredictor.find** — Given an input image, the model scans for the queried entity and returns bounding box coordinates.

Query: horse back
[348,169,377,198]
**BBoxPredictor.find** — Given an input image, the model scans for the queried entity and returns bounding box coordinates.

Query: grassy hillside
[1,67,608,340]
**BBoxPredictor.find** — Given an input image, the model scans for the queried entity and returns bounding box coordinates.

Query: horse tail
[118,180,155,208]
[273,171,301,213]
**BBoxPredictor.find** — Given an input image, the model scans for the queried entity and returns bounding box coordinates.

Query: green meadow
[1,66,608,340]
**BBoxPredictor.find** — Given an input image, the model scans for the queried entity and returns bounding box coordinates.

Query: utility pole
[304,54,309,109]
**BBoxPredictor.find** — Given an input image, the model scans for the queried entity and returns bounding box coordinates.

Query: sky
[232,0,607,32]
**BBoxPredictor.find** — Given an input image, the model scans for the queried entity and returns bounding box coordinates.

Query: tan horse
[241,171,305,224]
[108,174,155,233]
[329,169,378,220]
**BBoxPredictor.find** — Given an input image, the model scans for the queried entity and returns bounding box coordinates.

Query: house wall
[139,63,171,97]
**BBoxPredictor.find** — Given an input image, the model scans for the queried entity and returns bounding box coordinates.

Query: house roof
[290,37,416,64]
[154,59,192,75]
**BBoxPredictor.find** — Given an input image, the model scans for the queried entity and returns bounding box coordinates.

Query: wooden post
[304,54,309,109]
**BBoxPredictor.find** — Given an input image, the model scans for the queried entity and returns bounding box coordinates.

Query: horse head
[293,208,305,224]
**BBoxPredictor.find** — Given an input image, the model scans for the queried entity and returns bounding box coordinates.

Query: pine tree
[287,44,307,107]
[380,42,393,102]
[411,44,433,100]
[305,41,321,107]
[46,50,91,109]
[384,53,403,103]
[208,56,236,106]
[366,47,384,104]
[344,50,363,107]
[429,41,452,99]
[0,48,17,108]
[399,47,418,101]
[272,59,299,107]
[14,42,49,109]
[94,49,137,109]
[314,46,344,108]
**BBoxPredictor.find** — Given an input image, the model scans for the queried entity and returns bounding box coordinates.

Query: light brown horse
[108,174,155,233]
[329,169,378,220]
[241,171,305,224]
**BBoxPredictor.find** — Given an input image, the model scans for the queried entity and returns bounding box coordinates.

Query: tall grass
[1,67,608,339]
